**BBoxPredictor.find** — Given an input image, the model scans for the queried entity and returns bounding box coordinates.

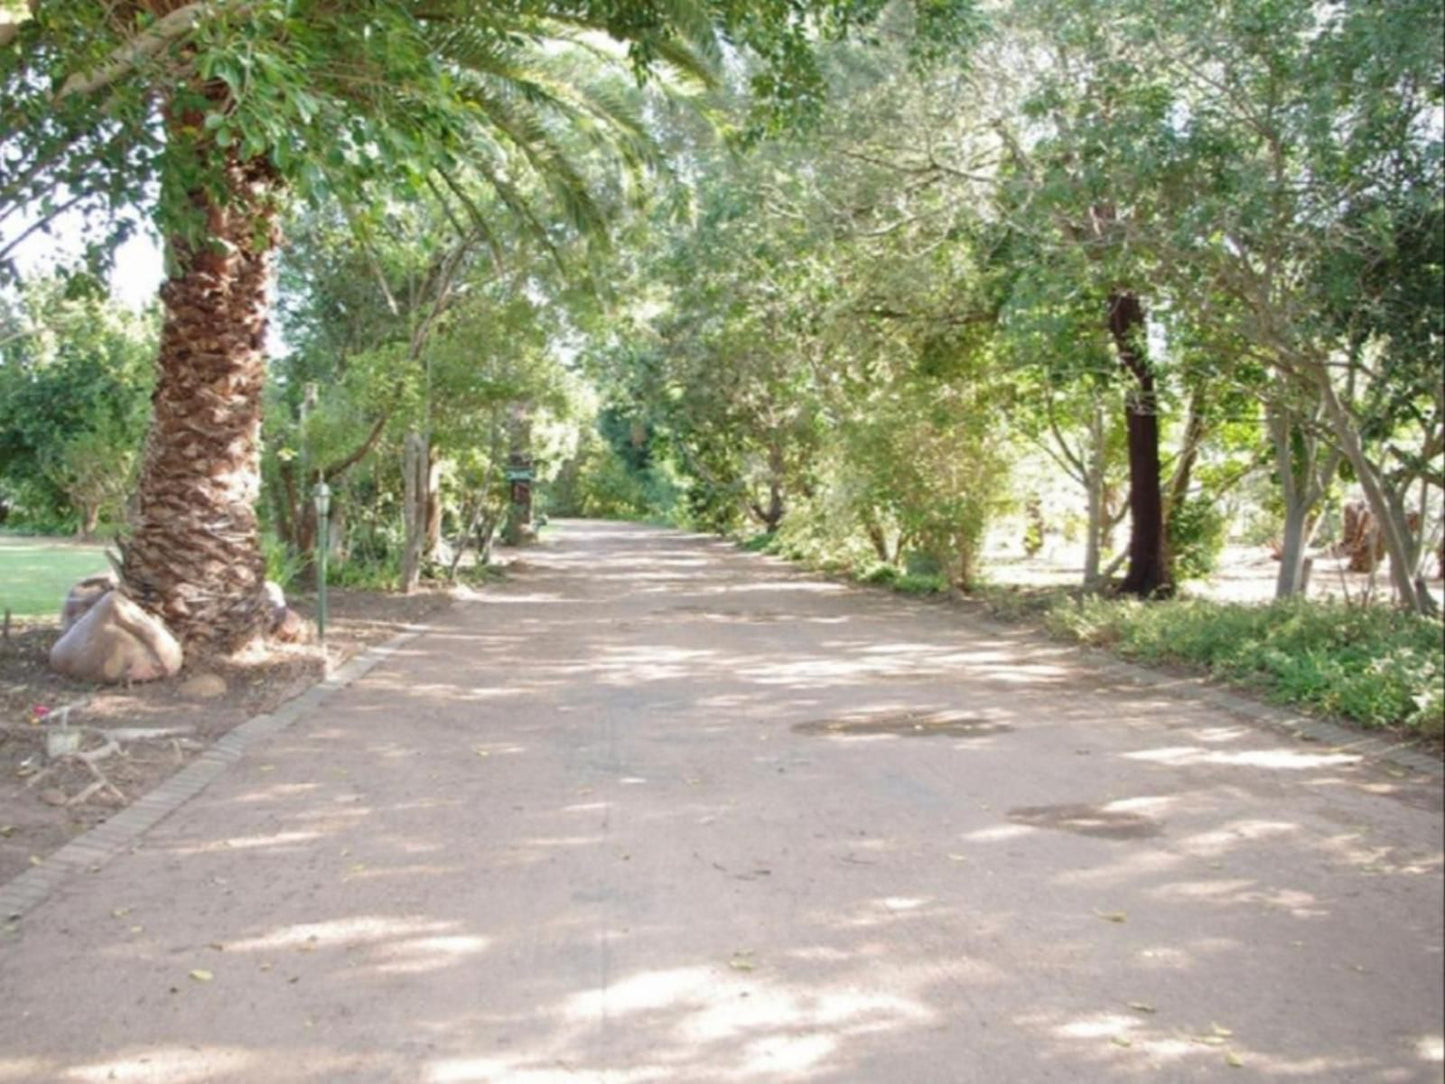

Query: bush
[740,532,778,553]
[894,572,948,595]
[860,563,900,586]
[1045,596,1444,736]
[1168,496,1228,581]
[261,532,306,591]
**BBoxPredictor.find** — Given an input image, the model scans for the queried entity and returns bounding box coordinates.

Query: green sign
[505,467,534,482]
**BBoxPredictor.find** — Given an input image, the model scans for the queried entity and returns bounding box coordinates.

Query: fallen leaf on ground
[1225,1051,1244,1068]
[0,825,14,838]
[728,951,756,972]
[1127,1002,1156,1014]
[1094,909,1127,923]
[1110,1037,1133,1048]
[1211,1023,1233,1037]
[188,969,213,982]
[946,853,968,862]
[111,908,130,918]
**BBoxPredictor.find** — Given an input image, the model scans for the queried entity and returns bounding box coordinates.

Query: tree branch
[55,2,228,101]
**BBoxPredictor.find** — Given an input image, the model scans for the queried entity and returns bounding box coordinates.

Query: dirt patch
[793,710,1010,739]
[0,587,451,885]
[1007,801,1163,839]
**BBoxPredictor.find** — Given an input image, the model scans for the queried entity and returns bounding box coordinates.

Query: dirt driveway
[1,521,1440,1082]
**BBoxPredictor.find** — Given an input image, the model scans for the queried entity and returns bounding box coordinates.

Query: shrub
[860,563,900,586]
[894,572,948,595]
[1045,596,1444,736]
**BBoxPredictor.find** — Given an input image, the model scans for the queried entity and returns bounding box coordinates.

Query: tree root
[25,735,126,806]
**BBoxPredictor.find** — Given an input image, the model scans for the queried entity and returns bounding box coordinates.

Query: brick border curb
[0,624,430,926]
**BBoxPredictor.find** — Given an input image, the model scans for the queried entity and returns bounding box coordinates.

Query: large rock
[50,591,183,684]
[60,572,119,632]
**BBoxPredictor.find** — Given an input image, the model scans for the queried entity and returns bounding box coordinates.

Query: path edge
[742,542,1443,781]
[0,624,430,926]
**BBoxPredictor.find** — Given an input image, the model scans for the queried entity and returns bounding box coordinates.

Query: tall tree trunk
[1266,387,1339,599]
[1083,401,1106,587]
[1313,366,1430,612]
[122,96,280,649]
[1107,291,1172,599]
[400,431,427,593]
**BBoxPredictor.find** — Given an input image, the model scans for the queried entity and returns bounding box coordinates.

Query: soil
[0,586,453,885]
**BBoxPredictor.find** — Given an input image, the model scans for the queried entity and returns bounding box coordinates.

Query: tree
[0,275,155,532]
[5,0,938,649]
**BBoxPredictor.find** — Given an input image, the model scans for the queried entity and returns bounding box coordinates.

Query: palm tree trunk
[122,101,281,649]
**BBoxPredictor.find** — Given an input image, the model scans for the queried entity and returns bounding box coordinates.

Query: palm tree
[2,1,723,648]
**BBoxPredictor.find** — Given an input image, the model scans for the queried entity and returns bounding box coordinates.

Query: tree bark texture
[1314,368,1430,612]
[1083,403,1106,587]
[400,431,427,593]
[1107,291,1172,599]
[121,94,280,649]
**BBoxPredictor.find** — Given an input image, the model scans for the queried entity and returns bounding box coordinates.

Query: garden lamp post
[313,480,331,643]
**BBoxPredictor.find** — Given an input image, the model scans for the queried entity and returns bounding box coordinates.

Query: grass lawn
[0,537,110,619]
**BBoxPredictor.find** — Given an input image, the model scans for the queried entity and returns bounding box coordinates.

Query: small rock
[262,581,287,631]
[270,607,312,645]
[39,788,67,807]
[50,591,183,684]
[177,672,227,700]
[60,572,119,632]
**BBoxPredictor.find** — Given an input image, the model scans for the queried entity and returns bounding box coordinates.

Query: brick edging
[0,625,429,926]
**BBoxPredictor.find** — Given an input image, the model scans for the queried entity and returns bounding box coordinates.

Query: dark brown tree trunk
[121,93,280,649]
[1107,291,1172,599]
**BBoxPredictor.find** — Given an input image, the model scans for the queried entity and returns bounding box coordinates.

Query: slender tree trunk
[424,449,442,558]
[1266,391,1338,599]
[863,516,891,564]
[1313,366,1428,612]
[1083,402,1106,587]
[1107,291,1172,599]
[400,431,427,592]
[122,94,280,648]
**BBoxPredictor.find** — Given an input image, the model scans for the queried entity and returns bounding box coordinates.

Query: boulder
[50,591,183,684]
[60,572,119,632]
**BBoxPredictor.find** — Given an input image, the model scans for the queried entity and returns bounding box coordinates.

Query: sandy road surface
[1,520,1441,1083]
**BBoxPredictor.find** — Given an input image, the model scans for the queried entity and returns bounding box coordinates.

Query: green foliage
[740,532,779,553]
[894,571,949,595]
[1046,597,1445,736]
[1167,496,1229,581]
[260,532,306,592]
[0,278,155,531]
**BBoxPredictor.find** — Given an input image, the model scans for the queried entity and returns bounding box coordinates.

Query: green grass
[0,537,110,619]
[1044,595,1445,737]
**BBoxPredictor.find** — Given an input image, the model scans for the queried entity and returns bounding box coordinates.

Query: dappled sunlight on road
[1,521,1439,1082]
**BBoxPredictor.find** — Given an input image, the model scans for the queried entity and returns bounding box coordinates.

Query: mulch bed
[0,588,452,885]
